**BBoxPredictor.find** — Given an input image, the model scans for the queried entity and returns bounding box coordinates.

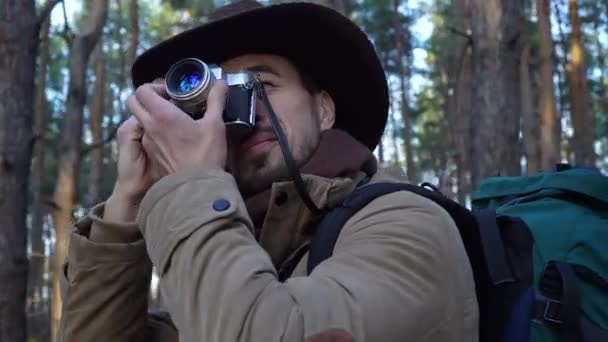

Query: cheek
[256,91,319,148]
[282,102,317,139]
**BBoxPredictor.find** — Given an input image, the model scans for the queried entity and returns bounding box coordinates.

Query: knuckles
[141,134,153,151]
[134,84,149,102]
[116,118,135,145]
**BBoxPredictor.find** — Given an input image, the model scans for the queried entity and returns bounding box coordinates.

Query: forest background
[1,0,607,341]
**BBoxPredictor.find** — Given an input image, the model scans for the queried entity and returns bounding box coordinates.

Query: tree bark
[0,1,37,340]
[470,0,522,186]
[377,137,385,165]
[86,43,106,207]
[470,0,502,185]
[536,0,560,171]
[393,0,416,183]
[450,0,473,202]
[520,28,540,174]
[567,0,595,166]
[592,11,608,153]
[552,0,566,157]
[28,14,52,341]
[50,1,109,340]
[127,0,140,68]
[389,107,401,168]
[501,0,524,176]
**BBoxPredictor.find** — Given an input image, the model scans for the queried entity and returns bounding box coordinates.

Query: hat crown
[208,0,264,22]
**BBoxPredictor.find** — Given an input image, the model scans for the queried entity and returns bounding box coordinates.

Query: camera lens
[165,58,211,98]
[178,73,202,94]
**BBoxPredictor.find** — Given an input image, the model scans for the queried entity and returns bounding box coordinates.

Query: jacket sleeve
[58,204,178,342]
[137,169,476,342]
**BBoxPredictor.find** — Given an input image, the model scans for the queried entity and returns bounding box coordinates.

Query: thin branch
[80,118,126,157]
[37,0,63,27]
[447,26,472,42]
[60,0,74,45]
[43,198,60,211]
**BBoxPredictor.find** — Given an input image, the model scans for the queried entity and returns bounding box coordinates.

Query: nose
[254,96,268,124]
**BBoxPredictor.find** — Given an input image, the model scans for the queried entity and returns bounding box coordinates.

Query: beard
[233,127,320,197]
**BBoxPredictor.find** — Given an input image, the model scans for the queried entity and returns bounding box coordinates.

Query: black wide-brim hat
[131,0,388,150]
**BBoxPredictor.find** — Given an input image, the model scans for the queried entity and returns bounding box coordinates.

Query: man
[58,1,478,341]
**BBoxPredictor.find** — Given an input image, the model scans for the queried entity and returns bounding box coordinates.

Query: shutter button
[212,199,231,211]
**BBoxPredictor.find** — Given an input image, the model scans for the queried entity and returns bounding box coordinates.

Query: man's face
[220,54,335,196]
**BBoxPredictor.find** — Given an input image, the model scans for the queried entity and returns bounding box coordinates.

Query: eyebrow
[245,64,280,77]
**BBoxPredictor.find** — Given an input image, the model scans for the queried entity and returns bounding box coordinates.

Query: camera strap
[254,81,321,216]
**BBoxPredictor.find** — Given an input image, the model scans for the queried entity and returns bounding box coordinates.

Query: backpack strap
[472,210,515,285]
[306,181,519,287]
[307,182,423,274]
[534,261,608,342]
[306,182,482,275]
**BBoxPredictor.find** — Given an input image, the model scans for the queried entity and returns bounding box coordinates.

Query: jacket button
[274,191,288,206]
[212,199,231,211]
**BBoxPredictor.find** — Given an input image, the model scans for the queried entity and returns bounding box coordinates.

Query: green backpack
[303,164,608,341]
[471,164,608,342]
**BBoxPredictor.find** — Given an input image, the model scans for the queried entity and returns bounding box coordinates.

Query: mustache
[252,126,275,135]
[251,118,285,137]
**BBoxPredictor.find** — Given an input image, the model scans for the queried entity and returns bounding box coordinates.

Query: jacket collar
[257,172,366,268]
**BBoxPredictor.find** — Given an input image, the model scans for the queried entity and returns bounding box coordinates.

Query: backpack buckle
[542,298,564,324]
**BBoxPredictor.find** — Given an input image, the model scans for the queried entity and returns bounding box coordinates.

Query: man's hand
[103,116,160,224]
[126,81,229,177]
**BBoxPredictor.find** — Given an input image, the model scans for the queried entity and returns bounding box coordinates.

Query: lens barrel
[165,58,214,118]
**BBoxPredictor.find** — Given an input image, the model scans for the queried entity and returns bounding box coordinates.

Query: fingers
[200,80,228,126]
[115,116,146,165]
[147,81,169,98]
[127,94,153,129]
[117,116,143,144]
[132,83,176,125]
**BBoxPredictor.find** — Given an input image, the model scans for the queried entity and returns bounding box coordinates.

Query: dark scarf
[245,129,378,230]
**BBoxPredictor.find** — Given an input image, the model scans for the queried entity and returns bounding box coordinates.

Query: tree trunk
[128,0,140,68]
[552,0,566,150]
[114,0,127,123]
[390,108,401,168]
[103,89,117,191]
[592,12,608,154]
[393,0,416,183]
[86,44,106,207]
[520,30,540,174]
[28,14,52,341]
[470,0,502,185]
[377,138,385,165]
[0,1,37,340]
[451,0,473,202]
[501,0,523,176]
[50,1,109,340]
[536,0,560,171]
[470,0,524,185]
[567,0,595,166]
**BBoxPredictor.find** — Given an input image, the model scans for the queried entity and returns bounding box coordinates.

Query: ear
[315,90,336,131]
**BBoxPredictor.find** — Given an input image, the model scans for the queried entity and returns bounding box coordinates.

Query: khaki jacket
[58,169,478,341]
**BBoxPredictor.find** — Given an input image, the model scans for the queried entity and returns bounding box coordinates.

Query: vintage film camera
[165,58,257,140]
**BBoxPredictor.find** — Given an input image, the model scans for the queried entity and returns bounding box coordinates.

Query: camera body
[165,58,257,140]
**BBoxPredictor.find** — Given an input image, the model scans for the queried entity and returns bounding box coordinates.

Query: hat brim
[131,2,388,150]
